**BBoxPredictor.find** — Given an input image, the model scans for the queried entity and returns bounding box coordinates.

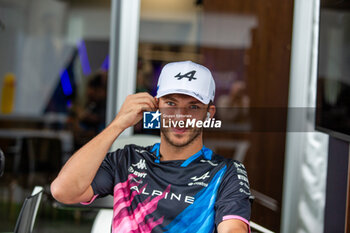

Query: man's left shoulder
[211,153,247,169]
[211,154,249,180]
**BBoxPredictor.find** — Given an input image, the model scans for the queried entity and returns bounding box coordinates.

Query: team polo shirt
[84,143,251,233]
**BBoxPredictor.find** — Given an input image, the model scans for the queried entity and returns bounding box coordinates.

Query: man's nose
[174,108,188,120]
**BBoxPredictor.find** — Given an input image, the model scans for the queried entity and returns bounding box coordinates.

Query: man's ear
[208,104,216,118]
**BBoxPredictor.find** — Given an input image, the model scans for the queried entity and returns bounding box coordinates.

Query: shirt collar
[150,143,212,166]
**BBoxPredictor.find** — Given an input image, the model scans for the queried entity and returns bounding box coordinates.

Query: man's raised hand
[111,92,158,131]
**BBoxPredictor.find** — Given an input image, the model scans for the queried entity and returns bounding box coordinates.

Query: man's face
[158,94,208,148]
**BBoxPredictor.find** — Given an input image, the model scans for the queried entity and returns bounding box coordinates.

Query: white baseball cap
[156,61,215,104]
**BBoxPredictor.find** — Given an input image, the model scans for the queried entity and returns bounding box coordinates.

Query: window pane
[0,0,111,231]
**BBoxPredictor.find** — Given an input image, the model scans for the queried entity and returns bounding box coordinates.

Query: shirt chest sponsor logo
[188,171,210,187]
[128,159,147,178]
[130,185,195,205]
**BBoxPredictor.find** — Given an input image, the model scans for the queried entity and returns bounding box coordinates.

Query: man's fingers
[129,97,157,111]
[127,103,153,115]
[115,93,158,130]
[137,102,155,113]
[133,92,151,97]
[132,93,158,109]
[140,100,157,111]
[136,96,157,109]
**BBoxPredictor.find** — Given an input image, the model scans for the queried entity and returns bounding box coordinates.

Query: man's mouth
[172,127,187,134]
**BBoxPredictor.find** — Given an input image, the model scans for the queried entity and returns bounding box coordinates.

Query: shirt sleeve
[214,160,251,229]
[90,148,123,198]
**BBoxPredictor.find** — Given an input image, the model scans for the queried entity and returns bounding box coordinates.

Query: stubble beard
[160,112,208,148]
[161,127,202,148]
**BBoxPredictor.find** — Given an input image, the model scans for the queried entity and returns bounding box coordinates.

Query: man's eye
[190,105,200,110]
[166,101,175,106]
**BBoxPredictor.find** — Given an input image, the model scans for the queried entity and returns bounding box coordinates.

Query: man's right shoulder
[105,143,157,167]
[108,143,156,158]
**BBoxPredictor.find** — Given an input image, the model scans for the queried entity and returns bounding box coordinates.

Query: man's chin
[161,127,201,148]
[168,139,190,148]
[167,134,190,147]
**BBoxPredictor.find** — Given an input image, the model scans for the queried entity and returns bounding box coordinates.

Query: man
[51,61,251,233]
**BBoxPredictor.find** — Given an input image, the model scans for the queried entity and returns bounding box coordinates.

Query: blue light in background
[66,99,72,107]
[101,55,109,71]
[77,40,92,76]
[60,69,73,96]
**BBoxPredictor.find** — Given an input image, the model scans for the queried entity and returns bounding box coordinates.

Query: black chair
[0,148,4,177]
[14,186,44,233]
[249,195,275,233]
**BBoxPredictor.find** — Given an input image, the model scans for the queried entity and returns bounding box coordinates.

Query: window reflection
[0,0,110,231]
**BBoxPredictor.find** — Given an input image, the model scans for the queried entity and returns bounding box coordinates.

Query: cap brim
[156,89,210,104]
